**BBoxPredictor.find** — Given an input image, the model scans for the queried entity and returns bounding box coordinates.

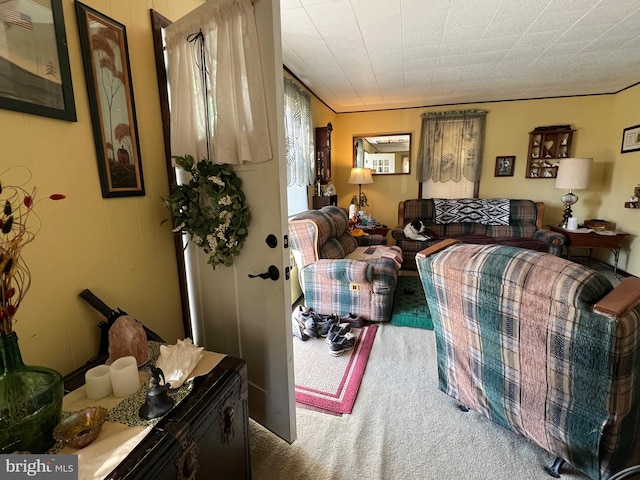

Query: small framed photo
[621,124,640,153]
[495,156,515,177]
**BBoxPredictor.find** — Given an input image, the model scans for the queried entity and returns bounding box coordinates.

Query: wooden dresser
[63,355,251,479]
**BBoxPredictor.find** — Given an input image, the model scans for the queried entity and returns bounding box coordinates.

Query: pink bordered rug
[294,325,378,414]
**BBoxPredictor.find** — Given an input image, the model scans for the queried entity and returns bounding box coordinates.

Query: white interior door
[165,0,296,443]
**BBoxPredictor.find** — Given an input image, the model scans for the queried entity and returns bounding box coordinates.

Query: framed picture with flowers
[75,2,145,198]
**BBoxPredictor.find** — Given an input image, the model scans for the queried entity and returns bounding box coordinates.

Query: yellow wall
[0,0,204,374]
[3,0,638,377]
[332,88,640,276]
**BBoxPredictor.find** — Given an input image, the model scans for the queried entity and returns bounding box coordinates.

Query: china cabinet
[315,123,332,184]
[526,126,574,179]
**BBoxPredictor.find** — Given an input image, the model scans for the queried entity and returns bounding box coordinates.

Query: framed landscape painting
[0,0,76,121]
[76,1,145,198]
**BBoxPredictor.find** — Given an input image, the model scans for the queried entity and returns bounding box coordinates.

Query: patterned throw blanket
[433,198,510,225]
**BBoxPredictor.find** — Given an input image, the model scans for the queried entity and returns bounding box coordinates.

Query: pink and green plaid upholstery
[289,206,401,322]
[416,242,640,480]
[393,199,565,269]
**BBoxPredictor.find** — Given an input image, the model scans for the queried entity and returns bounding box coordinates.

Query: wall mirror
[353,133,411,175]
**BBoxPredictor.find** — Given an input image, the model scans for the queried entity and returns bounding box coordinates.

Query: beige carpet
[250,324,590,480]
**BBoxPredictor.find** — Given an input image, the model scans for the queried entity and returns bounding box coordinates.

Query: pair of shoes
[326,322,351,344]
[292,305,311,341]
[326,322,357,356]
[299,309,340,339]
[315,313,340,337]
[339,313,364,328]
[329,332,357,356]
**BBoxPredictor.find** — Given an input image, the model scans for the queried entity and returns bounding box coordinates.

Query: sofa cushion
[434,198,510,225]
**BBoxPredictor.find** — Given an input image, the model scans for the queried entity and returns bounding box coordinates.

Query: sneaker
[329,332,357,356]
[303,316,320,338]
[292,318,310,341]
[339,313,364,328]
[325,323,351,344]
[292,306,310,341]
[315,314,339,337]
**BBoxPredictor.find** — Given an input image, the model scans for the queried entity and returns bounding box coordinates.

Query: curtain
[164,0,272,164]
[283,78,314,187]
[416,110,487,184]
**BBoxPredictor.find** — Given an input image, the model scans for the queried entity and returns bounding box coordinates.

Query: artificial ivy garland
[162,154,250,269]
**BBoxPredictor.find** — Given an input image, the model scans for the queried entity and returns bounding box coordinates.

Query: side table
[357,224,390,237]
[548,225,628,278]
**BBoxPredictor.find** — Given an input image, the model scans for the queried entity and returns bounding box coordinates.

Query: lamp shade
[555,158,592,190]
[348,167,374,185]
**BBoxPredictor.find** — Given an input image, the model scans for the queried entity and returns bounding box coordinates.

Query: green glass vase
[0,332,63,453]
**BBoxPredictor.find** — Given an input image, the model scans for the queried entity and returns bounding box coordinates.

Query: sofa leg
[457,404,469,412]
[545,457,565,478]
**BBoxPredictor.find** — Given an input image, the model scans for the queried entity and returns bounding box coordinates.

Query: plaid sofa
[288,206,402,322]
[392,199,565,270]
[416,240,640,480]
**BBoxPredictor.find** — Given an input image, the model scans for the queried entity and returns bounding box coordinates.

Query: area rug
[294,325,378,414]
[391,275,433,329]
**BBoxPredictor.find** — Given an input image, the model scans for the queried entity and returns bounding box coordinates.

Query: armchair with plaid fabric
[288,206,402,322]
[416,240,640,480]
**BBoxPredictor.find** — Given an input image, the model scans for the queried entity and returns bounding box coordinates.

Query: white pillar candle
[567,217,578,230]
[85,365,113,399]
[109,356,140,398]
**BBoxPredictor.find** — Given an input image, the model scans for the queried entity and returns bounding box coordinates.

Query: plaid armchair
[288,206,402,322]
[416,240,640,480]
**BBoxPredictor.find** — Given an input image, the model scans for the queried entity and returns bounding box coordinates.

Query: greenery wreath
[162,154,250,269]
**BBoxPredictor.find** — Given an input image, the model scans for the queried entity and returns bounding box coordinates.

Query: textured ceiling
[280,0,640,113]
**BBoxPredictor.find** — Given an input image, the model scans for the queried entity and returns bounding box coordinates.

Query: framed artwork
[495,156,515,177]
[0,0,76,121]
[621,124,640,154]
[75,1,144,197]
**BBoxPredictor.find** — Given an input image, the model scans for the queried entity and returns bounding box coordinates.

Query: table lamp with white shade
[348,167,374,209]
[555,157,592,228]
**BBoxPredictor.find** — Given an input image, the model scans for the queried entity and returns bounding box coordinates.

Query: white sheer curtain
[416,110,487,198]
[164,0,272,164]
[283,78,314,187]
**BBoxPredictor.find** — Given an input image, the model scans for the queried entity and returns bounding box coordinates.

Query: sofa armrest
[594,277,640,318]
[416,239,461,259]
[391,225,405,240]
[533,228,565,255]
[306,259,372,283]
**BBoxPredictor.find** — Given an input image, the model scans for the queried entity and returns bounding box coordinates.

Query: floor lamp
[555,157,592,228]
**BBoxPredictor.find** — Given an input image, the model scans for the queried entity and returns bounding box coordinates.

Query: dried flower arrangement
[0,168,65,337]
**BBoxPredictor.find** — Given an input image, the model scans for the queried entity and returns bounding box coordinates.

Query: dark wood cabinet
[315,123,332,184]
[313,194,337,209]
[63,355,251,479]
[526,126,574,178]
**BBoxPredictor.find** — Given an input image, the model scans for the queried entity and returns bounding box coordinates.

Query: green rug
[391,275,433,329]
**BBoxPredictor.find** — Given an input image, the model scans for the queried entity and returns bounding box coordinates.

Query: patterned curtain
[416,110,487,183]
[284,78,314,187]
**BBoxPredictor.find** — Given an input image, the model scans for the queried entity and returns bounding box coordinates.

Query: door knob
[248,265,280,281]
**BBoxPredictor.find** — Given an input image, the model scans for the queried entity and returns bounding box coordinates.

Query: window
[416,110,487,198]
[283,78,314,216]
